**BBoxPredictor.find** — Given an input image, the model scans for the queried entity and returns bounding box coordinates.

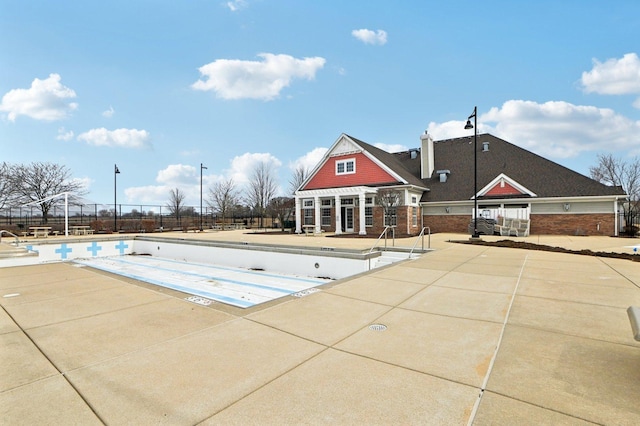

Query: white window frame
[336,158,356,175]
[321,208,331,226]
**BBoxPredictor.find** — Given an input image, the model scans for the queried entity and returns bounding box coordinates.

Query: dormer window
[336,158,356,175]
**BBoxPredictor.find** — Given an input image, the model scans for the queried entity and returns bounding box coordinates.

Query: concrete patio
[1,231,640,424]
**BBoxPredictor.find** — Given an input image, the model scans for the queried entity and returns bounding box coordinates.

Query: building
[294,132,627,236]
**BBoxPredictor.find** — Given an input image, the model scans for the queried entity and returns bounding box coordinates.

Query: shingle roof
[345,134,427,188]
[332,133,625,202]
[417,134,626,202]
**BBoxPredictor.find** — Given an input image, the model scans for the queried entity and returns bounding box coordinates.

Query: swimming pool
[2,235,419,308]
[75,255,330,308]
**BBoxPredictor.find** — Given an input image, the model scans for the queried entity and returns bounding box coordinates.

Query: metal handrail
[409,227,430,257]
[0,230,20,246]
[369,226,391,254]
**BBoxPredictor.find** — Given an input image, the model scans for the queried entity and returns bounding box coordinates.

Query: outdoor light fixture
[114,164,120,232]
[200,163,207,231]
[464,106,479,238]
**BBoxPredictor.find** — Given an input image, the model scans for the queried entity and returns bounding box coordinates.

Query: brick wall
[530,213,616,236]
[422,215,470,234]
[421,213,618,236]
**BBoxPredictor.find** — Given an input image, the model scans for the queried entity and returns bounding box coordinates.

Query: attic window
[336,158,356,175]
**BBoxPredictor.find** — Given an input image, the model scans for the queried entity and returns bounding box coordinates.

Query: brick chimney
[420,131,434,179]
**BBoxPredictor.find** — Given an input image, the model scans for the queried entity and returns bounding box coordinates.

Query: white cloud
[227,152,282,185]
[427,100,640,158]
[56,127,74,141]
[226,0,248,11]
[351,29,388,45]
[0,73,78,122]
[581,53,640,95]
[156,164,198,185]
[290,147,327,174]
[192,53,326,100]
[69,176,92,192]
[125,164,222,205]
[374,143,407,153]
[102,106,115,118]
[77,128,151,148]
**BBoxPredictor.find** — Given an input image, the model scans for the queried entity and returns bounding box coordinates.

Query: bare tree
[0,162,14,210]
[207,178,238,225]
[376,188,402,228]
[246,162,278,228]
[590,154,640,234]
[10,162,86,223]
[288,164,308,196]
[167,188,187,225]
[590,153,640,208]
[268,196,294,231]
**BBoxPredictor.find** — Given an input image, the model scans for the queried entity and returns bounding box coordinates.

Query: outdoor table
[29,226,52,238]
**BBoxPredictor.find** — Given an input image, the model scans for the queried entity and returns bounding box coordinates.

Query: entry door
[343,207,354,232]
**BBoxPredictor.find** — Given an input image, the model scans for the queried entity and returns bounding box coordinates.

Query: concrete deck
[1,231,640,424]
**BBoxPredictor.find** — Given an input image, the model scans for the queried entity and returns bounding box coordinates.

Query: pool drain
[369,324,387,331]
[292,288,320,298]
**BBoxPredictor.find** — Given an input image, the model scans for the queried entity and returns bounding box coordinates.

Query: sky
[2,0,640,209]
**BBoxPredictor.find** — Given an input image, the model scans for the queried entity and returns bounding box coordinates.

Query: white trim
[477,173,537,198]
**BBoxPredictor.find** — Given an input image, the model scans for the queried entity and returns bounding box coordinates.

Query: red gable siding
[486,181,522,196]
[303,153,399,190]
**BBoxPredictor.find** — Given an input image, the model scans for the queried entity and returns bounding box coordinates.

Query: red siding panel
[486,181,522,196]
[303,153,399,190]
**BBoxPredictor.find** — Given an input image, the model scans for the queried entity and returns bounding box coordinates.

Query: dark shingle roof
[418,134,626,202]
[346,134,427,188]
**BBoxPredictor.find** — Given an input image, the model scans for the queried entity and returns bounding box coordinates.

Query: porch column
[358,193,366,235]
[334,195,342,235]
[314,196,321,234]
[294,197,302,234]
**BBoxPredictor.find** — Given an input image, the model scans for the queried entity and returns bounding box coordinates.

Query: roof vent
[437,169,450,183]
[482,141,490,152]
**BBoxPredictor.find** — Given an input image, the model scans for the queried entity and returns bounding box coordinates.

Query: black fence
[0,203,282,234]
[619,209,639,237]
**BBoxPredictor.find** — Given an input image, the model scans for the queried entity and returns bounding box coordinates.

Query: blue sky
[2,0,640,208]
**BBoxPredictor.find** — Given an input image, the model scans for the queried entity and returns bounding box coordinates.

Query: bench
[494,218,530,237]
[302,225,317,236]
[627,306,640,341]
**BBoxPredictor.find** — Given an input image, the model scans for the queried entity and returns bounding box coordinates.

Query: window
[411,196,417,204]
[321,199,332,206]
[321,208,331,226]
[303,199,314,225]
[303,208,314,225]
[342,198,354,205]
[365,206,373,226]
[336,158,356,175]
[412,207,418,227]
[383,207,397,227]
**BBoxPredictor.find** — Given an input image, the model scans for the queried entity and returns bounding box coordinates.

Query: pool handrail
[0,230,20,246]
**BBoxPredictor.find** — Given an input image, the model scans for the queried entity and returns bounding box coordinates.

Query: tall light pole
[464,106,479,238]
[200,163,207,231]
[114,164,120,232]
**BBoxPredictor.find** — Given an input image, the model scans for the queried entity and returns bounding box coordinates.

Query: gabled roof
[345,135,427,188]
[299,134,428,192]
[299,132,625,202]
[418,134,626,202]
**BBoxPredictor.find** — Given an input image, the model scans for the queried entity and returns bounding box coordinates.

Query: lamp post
[114,164,120,232]
[200,163,207,231]
[464,106,479,238]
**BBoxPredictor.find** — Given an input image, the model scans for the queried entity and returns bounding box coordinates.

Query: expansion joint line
[466,253,529,426]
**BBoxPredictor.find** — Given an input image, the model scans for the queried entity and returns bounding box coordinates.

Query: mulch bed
[456,239,640,262]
